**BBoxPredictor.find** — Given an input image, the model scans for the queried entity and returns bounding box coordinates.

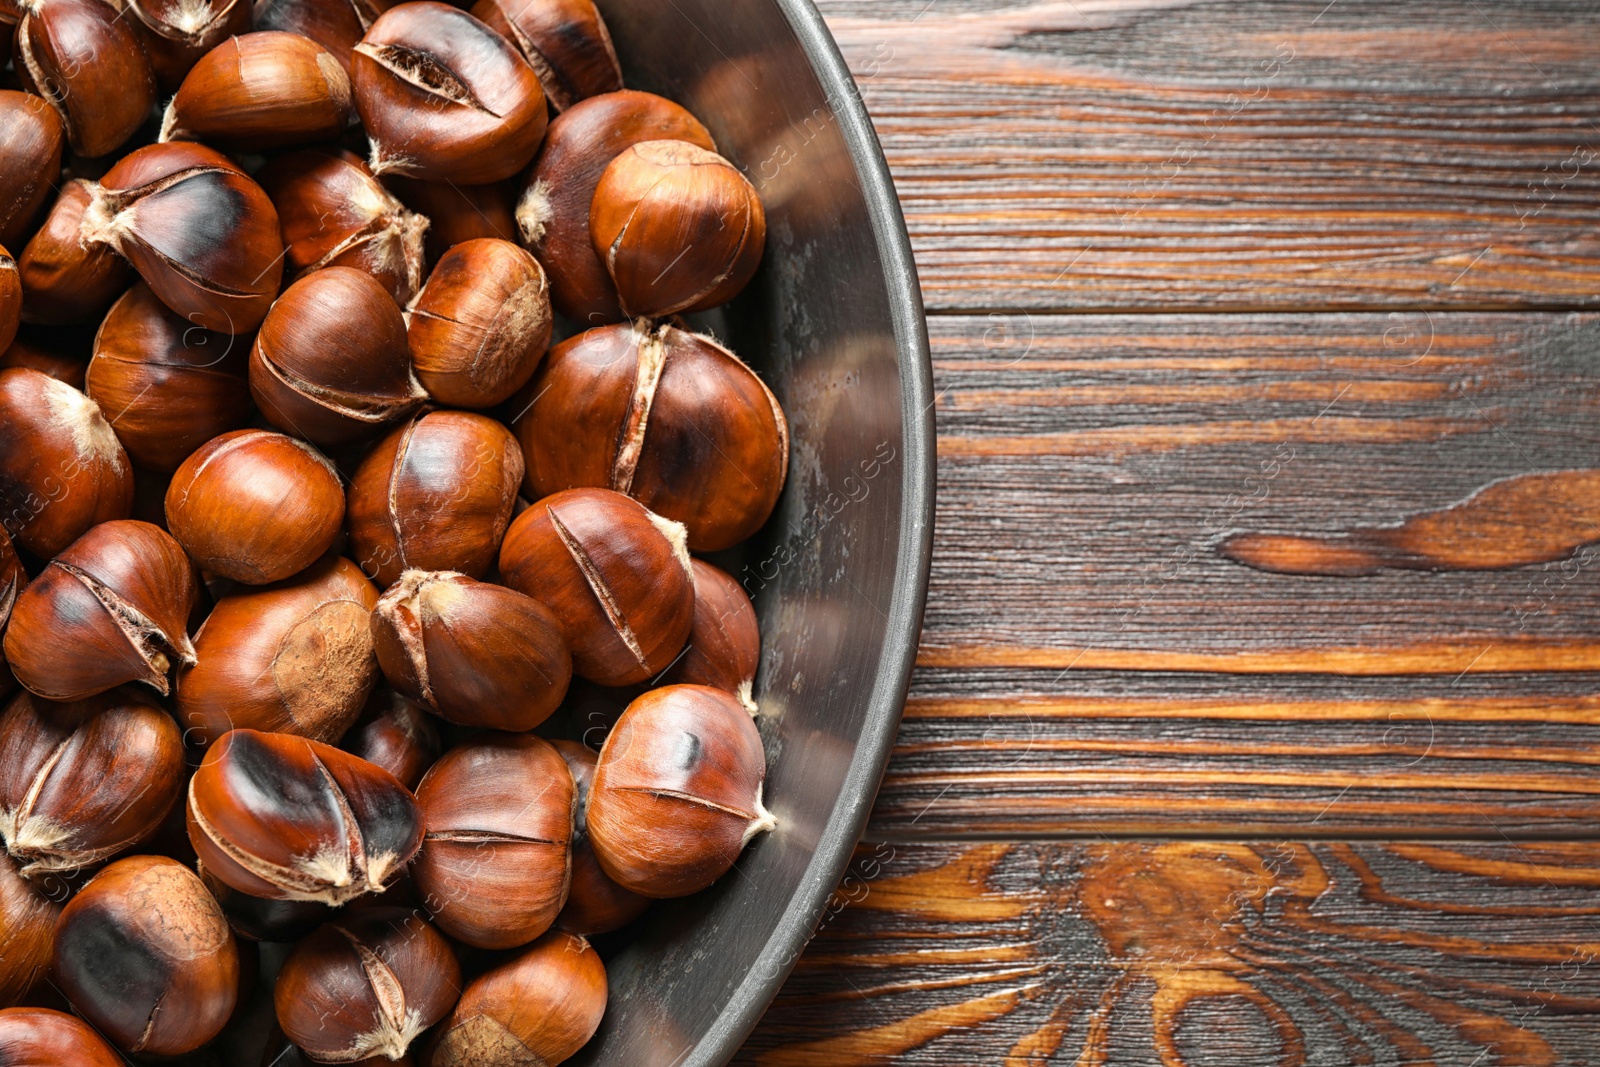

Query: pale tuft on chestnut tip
[647,510,693,576]
[742,785,777,846]
[516,179,554,244]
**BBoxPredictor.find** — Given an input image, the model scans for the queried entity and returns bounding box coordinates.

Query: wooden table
[737,1,1600,1062]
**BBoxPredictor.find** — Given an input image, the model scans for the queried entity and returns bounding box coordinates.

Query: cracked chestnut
[86,283,253,471]
[340,689,440,791]
[471,0,620,113]
[428,930,606,1067]
[258,148,430,305]
[175,555,380,745]
[412,732,574,949]
[0,690,183,879]
[517,90,714,324]
[0,1007,121,1064]
[11,0,157,158]
[407,238,552,408]
[53,855,239,1056]
[187,728,424,905]
[346,410,523,587]
[162,32,356,151]
[550,739,647,936]
[250,265,427,446]
[589,684,775,898]
[4,519,197,701]
[372,571,572,731]
[275,908,459,1062]
[352,2,548,184]
[165,429,346,584]
[121,0,252,90]
[518,321,789,551]
[498,487,694,687]
[0,90,62,251]
[17,180,130,325]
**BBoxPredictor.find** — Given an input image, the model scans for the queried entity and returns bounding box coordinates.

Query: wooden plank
[851,311,1600,836]
[736,840,1600,1066]
[815,0,1600,311]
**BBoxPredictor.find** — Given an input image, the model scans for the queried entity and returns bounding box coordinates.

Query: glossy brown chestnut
[428,930,606,1067]
[662,560,761,709]
[166,429,346,584]
[86,283,253,471]
[518,321,789,551]
[250,265,427,445]
[346,410,522,587]
[16,180,130,324]
[351,1,549,184]
[0,690,183,877]
[188,728,424,905]
[0,1007,121,1064]
[81,143,285,332]
[252,0,401,72]
[498,487,694,686]
[53,855,239,1055]
[4,520,197,700]
[517,90,714,323]
[0,368,131,557]
[162,32,355,151]
[589,684,774,897]
[471,0,619,113]
[341,689,440,791]
[0,855,57,1008]
[550,739,648,935]
[175,556,380,745]
[591,141,765,318]
[384,175,517,268]
[201,865,334,943]
[411,732,574,949]
[120,0,252,90]
[275,908,459,1062]
[0,91,62,250]
[258,149,430,305]
[0,332,86,387]
[11,0,157,158]
[406,238,551,408]
[0,250,15,356]
[372,571,572,731]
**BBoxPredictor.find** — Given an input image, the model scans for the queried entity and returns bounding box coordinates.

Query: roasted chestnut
[175,556,380,745]
[0,90,62,251]
[17,180,130,325]
[346,410,523,586]
[498,487,694,686]
[53,855,239,1055]
[384,175,517,268]
[0,1006,122,1064]
[340,689,440,791]
[0,250,15,356]
[258,148,430,305]
[411,732,574,949]
[81,143,285,332]
[0,854,57,1007]
[188,728,424,905]
[590,140,765,318]
[4,520,197,701]
[662,559,762,709]
[471,0,620,113]
[372,571,572,731]
[86,283,253,471]
[11,0,157,158]
[249,265,427,445]
[518,321,788,551]
[407,238,551,408]
[120,0,252,90]
[162,32,356,150]
[551,739,647,935]
[166,429,346,584]
[275,908,459,1062]
[589,684,774,897]
[0,368,132,557]
[252,0,401,72]
[517,90,714,323]
[0,690,183,878]
[428,930,606,1067]
[351,1,549,184]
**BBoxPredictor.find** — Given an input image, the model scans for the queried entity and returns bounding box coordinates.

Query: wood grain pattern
[814,0,1600,311]
[736,841,1600,1066]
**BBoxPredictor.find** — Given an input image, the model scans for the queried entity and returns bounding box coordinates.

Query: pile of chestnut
[0,0,789,1062]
